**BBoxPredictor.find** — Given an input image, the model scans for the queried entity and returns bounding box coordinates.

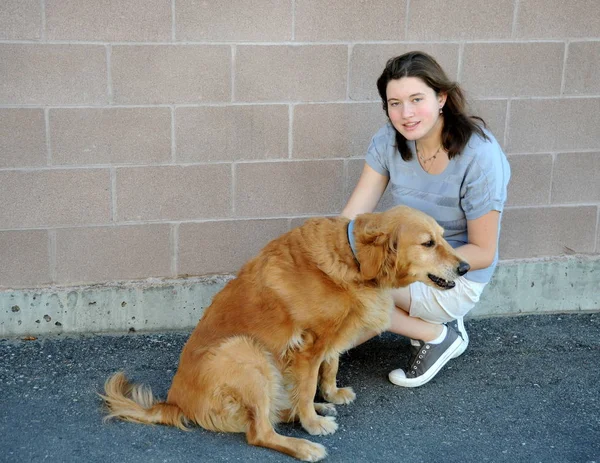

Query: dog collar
[347,220,359,265]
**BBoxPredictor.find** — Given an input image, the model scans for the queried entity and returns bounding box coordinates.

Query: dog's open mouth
[428,274,456,289]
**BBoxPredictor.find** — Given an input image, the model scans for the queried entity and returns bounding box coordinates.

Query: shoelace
[407,342,426,377]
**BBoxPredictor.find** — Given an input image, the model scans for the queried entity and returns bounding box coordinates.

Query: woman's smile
[402,121,421,131]
[386,77,445,142]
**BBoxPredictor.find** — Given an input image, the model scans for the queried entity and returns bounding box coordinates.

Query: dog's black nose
[457,261,470,276]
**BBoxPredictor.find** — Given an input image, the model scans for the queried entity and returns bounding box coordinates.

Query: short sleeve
[365,126,391,176]
[460,138,511,220]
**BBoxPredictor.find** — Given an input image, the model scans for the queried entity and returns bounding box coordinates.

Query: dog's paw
[323,386,356,405]
[303,415,338,436]
[295,440,327,462]
[314,402,337,416]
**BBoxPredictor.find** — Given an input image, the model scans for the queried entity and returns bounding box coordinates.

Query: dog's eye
[422,240,435,248]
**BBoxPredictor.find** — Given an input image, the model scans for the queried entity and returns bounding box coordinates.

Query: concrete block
[234,160,345,217]
[46,0,171,41]
[116,165,232,221]
[564,42,600,95]
[0,109,46,168]
[295,0,405,41]
[515,0,600,38]
[507,98,600,153]
[235,45,347,102]
[179,219,289,275]
[552,152,600,204]
[176,105,289,162]
[462,43,564,98]
[407,0,513,40]
[0,230,50,288]
[0,44,107,105]
[51,108,171,165]
[506,154,552,206]
[111,45,231,104]
[293,103,385,159]
[0,169,111,229]
[176,0,292,41]
[500,206,597,258]
[0,0,41,40]
[55,225,172,285]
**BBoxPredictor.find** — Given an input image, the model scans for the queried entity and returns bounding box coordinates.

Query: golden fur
[101,205,468,461]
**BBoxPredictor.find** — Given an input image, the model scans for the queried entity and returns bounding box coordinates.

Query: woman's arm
[455,210,500,271]
[341,163,389,220]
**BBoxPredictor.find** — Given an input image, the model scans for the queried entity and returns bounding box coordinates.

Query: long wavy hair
[376,51,488,161]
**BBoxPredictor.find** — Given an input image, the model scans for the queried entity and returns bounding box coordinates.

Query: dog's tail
[100,371,189,431]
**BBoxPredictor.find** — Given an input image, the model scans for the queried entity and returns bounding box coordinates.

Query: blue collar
[347,220,359,265]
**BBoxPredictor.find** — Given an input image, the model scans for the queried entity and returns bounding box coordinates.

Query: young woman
[343,51,511,387]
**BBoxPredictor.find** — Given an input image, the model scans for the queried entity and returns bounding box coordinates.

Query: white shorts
[408,277,487,324]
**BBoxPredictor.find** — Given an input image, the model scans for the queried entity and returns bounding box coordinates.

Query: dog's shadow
[336,332,410,385]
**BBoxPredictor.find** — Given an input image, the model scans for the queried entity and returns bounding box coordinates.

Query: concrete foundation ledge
[1,254,598,338]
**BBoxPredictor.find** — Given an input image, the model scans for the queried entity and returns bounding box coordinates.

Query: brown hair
[376,51,488,161]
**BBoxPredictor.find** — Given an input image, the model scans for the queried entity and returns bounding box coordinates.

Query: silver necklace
[417,143,443,173]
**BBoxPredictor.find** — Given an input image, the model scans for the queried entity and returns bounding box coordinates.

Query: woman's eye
[422,240,435,248]
[413,98,422,103]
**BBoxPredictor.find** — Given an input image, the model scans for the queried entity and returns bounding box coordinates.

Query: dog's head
[353,205,469,289]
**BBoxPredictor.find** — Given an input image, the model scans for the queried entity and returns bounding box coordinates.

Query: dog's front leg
[318,354,356,405]
[292,352,338,436]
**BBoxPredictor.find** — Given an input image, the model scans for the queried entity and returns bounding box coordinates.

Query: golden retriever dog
[101,205,469,461]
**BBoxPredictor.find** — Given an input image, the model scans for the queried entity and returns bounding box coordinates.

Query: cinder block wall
[1,0,599,289]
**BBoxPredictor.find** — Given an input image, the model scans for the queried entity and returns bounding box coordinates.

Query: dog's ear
[354,213,389,280]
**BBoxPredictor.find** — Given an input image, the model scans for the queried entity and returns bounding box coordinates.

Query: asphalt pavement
[1,313,599,463]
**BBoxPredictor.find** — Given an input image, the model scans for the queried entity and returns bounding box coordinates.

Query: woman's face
[386,77,446,142]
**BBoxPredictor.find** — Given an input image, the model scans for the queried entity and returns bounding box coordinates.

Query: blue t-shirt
[366,122,511,283]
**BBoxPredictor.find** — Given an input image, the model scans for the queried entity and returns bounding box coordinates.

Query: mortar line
[503,99,511,149]
[404,0,411,39]
[346,44,352,100]
[2,95,600,111]
[560,41,570,95]
[171,223,179,277]
[110,167,118,223]
[231,45,236,102]
[48,229,56,284]
[231,163,236,216]
[106,45,113,104]
[511,0,520,38]
[172,0,176,41]
[548,152,556,204]
[457,42,465,81]
[343,159,349,201]
[1,147,600,173]
[291,0,296,41]
[40,0,46,41]
[1,202,599,234]
[171,106,177,162]
[3,38,600,45]
[44,107,52,165]
[288,104,294,159]
[595,206,600,253]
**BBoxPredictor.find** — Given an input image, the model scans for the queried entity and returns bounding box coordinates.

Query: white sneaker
[388,324,464,388]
